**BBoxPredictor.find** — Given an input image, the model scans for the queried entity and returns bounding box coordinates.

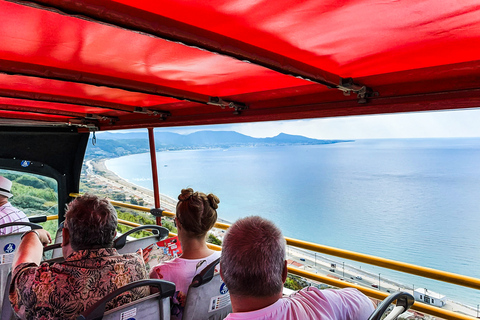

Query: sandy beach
[85,158,479,319]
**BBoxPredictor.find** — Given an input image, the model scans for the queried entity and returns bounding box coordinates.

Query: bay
[106,138,480,307]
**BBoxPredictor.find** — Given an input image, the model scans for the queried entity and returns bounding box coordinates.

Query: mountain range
[85,131,352,159]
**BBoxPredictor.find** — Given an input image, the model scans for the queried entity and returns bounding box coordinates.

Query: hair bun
[207,194,220,209]
[178,188,194,201]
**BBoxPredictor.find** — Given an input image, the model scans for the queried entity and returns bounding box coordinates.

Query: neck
[230,293,282,313]
[179,235,213,259]
[0,198,7,206]
[62,243,75,258]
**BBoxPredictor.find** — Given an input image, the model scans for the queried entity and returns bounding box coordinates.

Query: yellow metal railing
[288,268,477,320]
[68,193,479,320]
[285,237,480,291]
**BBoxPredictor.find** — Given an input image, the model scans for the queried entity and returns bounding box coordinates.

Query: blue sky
[150,108,480,139]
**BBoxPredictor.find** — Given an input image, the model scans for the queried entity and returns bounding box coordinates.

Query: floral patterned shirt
[9,248,149,320]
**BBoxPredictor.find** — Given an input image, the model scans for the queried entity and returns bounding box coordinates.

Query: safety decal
[21,160,31,167]
[209,293,231,312]
[220,282,229,295]
[1,253,14,265]
[4,243,15,253]
[120,308,136,320]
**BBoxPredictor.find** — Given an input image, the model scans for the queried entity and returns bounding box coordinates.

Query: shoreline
[85,158,231,224]
[85,157,479,318]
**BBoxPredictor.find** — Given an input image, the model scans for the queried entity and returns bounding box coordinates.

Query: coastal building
[413,288,446,307]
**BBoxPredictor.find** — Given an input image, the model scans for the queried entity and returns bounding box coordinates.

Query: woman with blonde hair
[150,188,220,320]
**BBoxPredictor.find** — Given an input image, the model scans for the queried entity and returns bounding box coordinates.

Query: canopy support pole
[148,128,162,225]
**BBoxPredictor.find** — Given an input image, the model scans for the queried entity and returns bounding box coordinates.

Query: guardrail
[68,193,479,320]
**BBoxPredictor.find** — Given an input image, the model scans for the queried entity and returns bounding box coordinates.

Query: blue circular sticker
[4,243,16,253]
[220,282,229,295]
[21,160,31,167]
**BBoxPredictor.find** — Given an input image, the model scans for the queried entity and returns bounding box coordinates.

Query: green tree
[111,193,126,201]
[284,275,306,291]
[160,219,177,233]
[11,194,47,210]
[207,233,222,245]
[15,175,49,189]
[117,210,159,238]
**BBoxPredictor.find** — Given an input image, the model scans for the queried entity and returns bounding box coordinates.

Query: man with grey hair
[10,194,149,319]
[221,216,375,319]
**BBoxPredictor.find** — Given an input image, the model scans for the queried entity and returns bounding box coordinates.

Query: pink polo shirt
[225,287,374,320]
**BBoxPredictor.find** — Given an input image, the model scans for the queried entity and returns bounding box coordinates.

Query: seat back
[0,271,14,320]
[114,225,170,255]
[50,221,64,259]
[368,291,415,320]
[0,222,42,314]
[0,233,20,314]
[183,258,231,320]
[77,279,175,320]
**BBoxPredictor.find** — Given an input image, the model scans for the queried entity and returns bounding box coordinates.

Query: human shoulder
[208,250,221,260]
[224,299,287,320]
[11,261,57,288]
[185,250,221,271]
[309,287,375,319]
[0,201,14,213]
[12,262,39,277]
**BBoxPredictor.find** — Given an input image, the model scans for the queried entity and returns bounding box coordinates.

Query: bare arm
[12,229,52,270]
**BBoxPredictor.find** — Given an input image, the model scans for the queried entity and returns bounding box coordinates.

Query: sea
[105,138,480,308]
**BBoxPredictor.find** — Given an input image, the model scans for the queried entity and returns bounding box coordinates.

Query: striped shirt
[0,202,30,235]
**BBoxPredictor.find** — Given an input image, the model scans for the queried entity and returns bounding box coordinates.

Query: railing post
[148,128,162,226]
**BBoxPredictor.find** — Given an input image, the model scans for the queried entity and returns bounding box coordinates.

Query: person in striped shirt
[0,176,30,235]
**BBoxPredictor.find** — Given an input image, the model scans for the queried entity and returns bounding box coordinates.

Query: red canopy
[0,0,479,130]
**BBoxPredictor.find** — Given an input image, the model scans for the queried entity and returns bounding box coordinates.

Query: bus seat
[0,271,14,320]
[368,291,415,320]
[183,258,231,320]
[0,222,42,315]
[50,221,64,259]
[77,279,175,320]
[114,225,169,255]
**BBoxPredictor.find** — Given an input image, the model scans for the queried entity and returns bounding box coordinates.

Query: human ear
[281,260,288,283]
[62,227,70,246]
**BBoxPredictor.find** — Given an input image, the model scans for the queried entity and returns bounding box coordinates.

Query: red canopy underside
[0,0,479,130]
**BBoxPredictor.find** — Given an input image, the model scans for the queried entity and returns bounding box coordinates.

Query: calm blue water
[106,138,480,307]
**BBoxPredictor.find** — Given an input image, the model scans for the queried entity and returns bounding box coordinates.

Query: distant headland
[86,131,354,159]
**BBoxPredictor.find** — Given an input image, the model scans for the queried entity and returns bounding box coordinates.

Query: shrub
[207,233,222,245]
[15,175,49,189]
[11,194,47,210]
[284,275,307,291]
